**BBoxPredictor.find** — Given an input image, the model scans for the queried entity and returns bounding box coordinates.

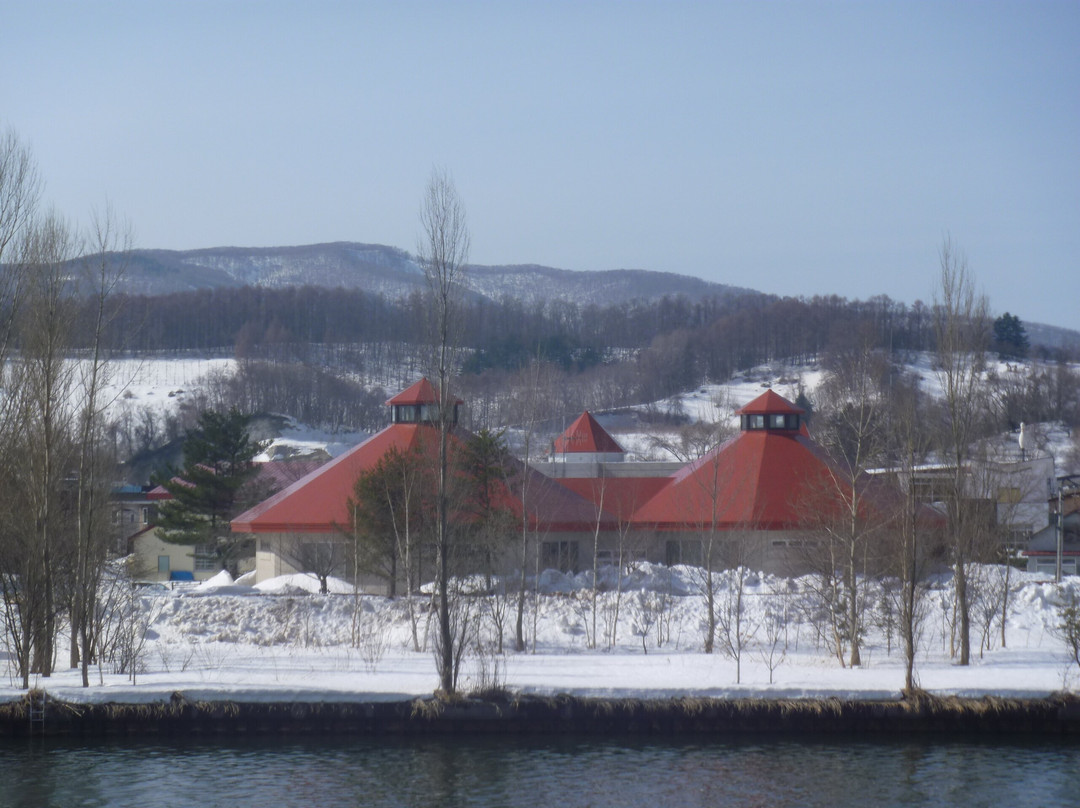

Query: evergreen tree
[992,312,1029,359]
[457,428,516,583]
[155,408,264,572]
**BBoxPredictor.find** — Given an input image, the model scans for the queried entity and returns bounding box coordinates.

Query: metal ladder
[28,689,46,735]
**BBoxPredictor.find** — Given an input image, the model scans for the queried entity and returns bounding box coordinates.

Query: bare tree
[71,204,132,686]
[648,391,732,463]
[417,167,470,694]
[933,237,991,666]
[755,591,789,684]
[684,428,740,655]
[0,124,41,265]
[513,357,543,653]
[286,540,348,595]
[607,490,646,649]
[886,373,935,694]
[7,210,80,685]
[351,444,428,649]
[716,560,758,684]
[0,126,40,683]
[809,336,893,667]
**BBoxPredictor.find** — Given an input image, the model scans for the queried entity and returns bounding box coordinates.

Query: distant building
[232,380,912,590]
[1021,475,1080,575]
[125,459,325,583]
[111,484,158,555]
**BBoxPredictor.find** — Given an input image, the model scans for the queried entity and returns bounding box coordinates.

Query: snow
[252,419,368,461]
[5,564,1079,706]
[100,355,236,415]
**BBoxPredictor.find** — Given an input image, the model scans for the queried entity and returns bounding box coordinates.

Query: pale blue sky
[2,1,1077,328]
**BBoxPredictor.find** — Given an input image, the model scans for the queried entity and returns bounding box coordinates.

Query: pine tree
[992,312,1029,359]
[155,408,264,573]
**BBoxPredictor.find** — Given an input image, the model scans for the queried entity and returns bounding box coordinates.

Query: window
[665,539,702,567]
[141,506,151,524]
[744,413,797,430]
[997,487,1022,505]
[393,405,419,423]
[541,541,579,574]
[194,544,217,571]
[157,555,170,573]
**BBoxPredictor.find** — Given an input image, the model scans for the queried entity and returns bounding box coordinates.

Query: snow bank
[5,564,1078,706]
[253,573,355,595]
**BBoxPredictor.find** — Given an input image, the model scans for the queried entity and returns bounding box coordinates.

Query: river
[1,735,1076,807]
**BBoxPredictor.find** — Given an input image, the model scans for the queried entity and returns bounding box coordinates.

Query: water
[1,735,1076,808]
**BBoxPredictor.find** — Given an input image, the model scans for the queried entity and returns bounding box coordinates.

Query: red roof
[736,389,805,416]
[631,391,836,530]
[552,411,623,454]
[232,423,605,534]
[387,378,438,405]
[386,377,463,406]
[231,424,430,533]
[231,385,899,542]
[631,432,833,529]
[555,476,671,522]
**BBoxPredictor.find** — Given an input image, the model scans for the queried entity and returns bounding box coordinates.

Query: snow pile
[253,418,368,461]
[7,564,1079,706]
[254,573,355,596]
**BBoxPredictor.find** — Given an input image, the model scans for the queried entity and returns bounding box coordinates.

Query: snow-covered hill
[108,242,757,307]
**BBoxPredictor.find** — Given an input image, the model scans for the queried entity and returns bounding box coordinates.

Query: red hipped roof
[552,411,623,454]
[735,389,805,416]
[631,389,833,529]
[231,423,606,534]
[386,378,462,406]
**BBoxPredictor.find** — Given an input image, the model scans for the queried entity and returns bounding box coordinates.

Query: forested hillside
[81,281,1080,463]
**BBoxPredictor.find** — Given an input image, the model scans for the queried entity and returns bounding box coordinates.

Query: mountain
[1023,322,1080,353]
[109,242,755,306]
[118,243,423,298]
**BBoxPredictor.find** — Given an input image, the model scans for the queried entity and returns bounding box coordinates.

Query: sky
[2,1,1078,329]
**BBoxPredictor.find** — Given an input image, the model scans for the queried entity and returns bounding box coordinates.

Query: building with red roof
[232,380,607,586]
[231,380,905,588]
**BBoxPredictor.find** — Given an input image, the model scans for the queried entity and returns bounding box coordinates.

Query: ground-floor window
[665,539,702,567]
[1034,558,1078,575]
[194,544,217,571]
[542,541,579,574]
[157,555,170,573]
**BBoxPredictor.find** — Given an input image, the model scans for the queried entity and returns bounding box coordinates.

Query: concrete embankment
[3,690,1080,738]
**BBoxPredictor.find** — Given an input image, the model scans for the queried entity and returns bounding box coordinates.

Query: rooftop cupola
[552,411,624,464]
[386,378,461,426]
[735,389,804,433]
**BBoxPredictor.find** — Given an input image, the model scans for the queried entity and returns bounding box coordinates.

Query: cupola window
[391,401,458,425]
[741,412,799,431]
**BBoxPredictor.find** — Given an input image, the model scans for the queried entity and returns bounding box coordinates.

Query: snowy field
[101,355,236,411]
[4,564,1078,706]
